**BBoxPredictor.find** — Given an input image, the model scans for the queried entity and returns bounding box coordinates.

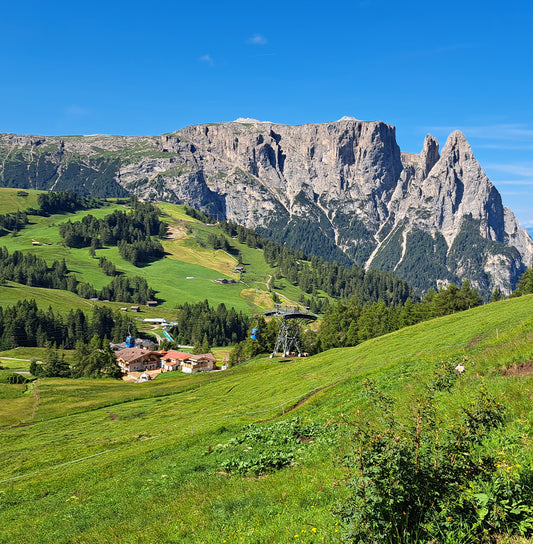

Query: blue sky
[2,0,532,229]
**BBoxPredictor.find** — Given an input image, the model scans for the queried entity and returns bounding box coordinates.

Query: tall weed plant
[336,358,533,543]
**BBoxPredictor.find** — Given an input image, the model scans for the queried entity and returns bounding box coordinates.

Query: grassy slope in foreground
[0,296,532,543]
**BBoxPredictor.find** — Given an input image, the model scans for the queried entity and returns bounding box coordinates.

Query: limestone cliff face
[1,117,531,297]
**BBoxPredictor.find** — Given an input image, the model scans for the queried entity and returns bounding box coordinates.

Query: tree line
[0,191,100,238]
[172,300,251,347]
[312,280,483,352]
[218,220,415,305]
[30,336,124,380]
[228,281,484,363]
[0,210,28,235]
[34,191,102,215]
[0,300,138,351]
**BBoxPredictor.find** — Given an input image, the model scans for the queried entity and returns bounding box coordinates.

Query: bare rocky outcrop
[1,117,531,297]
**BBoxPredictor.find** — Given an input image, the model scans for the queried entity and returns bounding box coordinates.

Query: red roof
[163,351,192,361]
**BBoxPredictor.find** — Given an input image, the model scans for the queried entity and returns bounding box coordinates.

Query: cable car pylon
[264,304,317,358]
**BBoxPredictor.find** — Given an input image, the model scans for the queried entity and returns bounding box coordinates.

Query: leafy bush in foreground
[337,359,533,543]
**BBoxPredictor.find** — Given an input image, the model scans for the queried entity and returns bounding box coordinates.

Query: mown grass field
[1,295,532,543]
[0,188,42,213]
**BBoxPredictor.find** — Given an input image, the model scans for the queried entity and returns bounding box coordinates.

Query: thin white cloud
[65,105,89,117]
[428,123,533,142]
[248,34,267,45]
[485,164,533,178]
[199,54,214,66]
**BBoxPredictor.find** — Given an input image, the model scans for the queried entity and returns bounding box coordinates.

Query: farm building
[160,350,217,373]
[160,351,191,371]
[180,353,217,373]
[116,348,218,376]
[115,348,161,373]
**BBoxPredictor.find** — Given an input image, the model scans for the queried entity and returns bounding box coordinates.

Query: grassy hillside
[0,188,41,213]
[0,189,329,319]
[0,190,294,315]
[1,295,532,542]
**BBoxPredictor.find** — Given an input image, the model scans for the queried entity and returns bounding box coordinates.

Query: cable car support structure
[264,305,317,358]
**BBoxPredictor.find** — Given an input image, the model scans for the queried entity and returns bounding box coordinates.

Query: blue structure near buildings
[163,330,174,343]
[125,322,135,348]
[250,328,260,340]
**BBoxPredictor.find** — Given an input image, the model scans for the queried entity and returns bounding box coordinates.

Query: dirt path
[31,382,40,420]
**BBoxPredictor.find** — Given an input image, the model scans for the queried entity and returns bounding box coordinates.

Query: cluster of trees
[0,300,137,351]
[98,256,117,276]
[0,247,156,304]
[204,233,232,252]
[116,237,165,266]
[97,276,155,304]
[30,338,122,379]
[59,200,165,265]
[183,206,217,224]
[0,248,75,290]
[35,191,102,215]
[173,300,251,347]
[0,211,28,235]
[229,316,278,365]
[510,266,533,297]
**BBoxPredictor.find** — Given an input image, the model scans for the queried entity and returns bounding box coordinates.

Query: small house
[181,353,217,374]
[115,348,160,373]
[130,306,140,312]
[160,350,191,371]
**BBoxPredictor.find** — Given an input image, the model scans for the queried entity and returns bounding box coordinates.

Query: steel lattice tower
[264,305,317,358]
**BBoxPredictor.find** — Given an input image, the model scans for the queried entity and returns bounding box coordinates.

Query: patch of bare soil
[468,335,483,347]
[167,224,187,240]
[502,361,533,377]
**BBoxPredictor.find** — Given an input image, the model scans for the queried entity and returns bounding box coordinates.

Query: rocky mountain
[1,117,532,298]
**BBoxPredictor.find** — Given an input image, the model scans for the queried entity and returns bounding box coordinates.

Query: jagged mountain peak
[0,118,531,298]
[420,134,440,177]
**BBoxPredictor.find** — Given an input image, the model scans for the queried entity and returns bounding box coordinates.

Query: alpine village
[1,117,533,544]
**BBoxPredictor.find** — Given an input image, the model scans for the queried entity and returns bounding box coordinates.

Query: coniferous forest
[0,300,137,351]
[59,199,165,265]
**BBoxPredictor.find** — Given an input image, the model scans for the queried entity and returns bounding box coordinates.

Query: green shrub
[336,358,533,543]
[0,370,30,384]
[211,417,334,476]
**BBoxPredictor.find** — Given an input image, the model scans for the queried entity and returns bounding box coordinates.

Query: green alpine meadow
[0,188,533,543]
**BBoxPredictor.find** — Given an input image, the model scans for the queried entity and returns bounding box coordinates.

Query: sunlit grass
[0,296,532,542]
